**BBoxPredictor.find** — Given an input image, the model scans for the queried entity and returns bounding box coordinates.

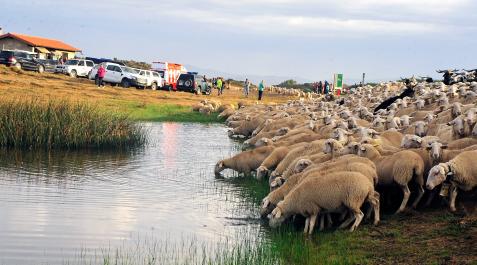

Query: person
[317,81,323,94]
[324,80,329,94]
[217,77,223,96]
[244,78,250,97]
[97,64,106,88]
[258,80,264,100]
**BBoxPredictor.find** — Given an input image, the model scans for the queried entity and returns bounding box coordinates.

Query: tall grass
[0,99,147,149]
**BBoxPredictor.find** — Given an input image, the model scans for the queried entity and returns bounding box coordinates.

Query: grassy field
[0,65,293,122]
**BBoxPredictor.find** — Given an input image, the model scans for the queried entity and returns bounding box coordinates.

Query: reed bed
[0,99,147,149]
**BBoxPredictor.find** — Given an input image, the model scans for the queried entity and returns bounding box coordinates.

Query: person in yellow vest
[217,78,223,96]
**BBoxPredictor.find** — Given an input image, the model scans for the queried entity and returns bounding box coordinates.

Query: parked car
[137,69,163,90]
[0,50,56,73]
[55,59,95,78]
[177,73,210,94]
[88,62,147,88]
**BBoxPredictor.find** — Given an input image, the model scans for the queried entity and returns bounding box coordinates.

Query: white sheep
[358,144,425,213]
[426,150,477,212]
[268,171,380,234]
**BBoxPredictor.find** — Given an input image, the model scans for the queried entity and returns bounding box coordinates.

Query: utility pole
[362,73,365,86]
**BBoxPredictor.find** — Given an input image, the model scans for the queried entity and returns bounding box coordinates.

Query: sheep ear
[275,209,282,218]
[262,198,270,209]
[218,161,224,167]
[426,146,432,150]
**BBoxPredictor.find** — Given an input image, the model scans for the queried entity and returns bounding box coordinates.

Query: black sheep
[373,81,415,113]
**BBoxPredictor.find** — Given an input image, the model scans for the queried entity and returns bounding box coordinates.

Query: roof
[0,33,81,52]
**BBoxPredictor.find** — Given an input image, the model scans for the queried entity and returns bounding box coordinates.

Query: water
[0,122,266,265]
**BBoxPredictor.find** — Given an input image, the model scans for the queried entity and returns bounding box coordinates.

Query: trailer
[151,61,187,90]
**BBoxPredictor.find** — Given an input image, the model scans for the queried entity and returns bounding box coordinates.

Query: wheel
[185,79,192,87]
[151,82,157,90]
[14,63,22,70]
[70,70,77,78]
[38,65,44,73]
[121,78,130,88]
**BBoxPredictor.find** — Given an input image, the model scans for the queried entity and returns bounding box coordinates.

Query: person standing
[217,77,223,96]
[97,64,106,88]
[324,80,329,94]
[244,78,250,97]
[258,80,264,100]
[318,81,323,94]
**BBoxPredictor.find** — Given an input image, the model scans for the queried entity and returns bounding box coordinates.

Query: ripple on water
[0,122,265,265]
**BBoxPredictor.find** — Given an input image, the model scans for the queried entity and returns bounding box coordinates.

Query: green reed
[0,99,147,149]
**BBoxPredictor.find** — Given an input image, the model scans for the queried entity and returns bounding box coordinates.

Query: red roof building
[0,32,81,59]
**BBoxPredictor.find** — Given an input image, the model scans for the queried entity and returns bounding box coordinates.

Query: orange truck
[151,61,187,90]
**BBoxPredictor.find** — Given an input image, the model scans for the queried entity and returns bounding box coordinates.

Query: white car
[138,69,163,90]
[88,62,147,88]
[55,59,95,78]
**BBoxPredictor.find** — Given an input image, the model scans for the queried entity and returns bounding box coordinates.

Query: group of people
[243,79,265,101]
[312,80,333,94]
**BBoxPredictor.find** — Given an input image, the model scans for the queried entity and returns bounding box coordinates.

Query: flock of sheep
[213,80,477,235]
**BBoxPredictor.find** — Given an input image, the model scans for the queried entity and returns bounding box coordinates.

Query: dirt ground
[0,65,294,111]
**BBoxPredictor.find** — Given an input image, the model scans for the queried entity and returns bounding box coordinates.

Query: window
[146,72,151,77]
[86,61,94,67]
[106,65,116,71]
[114,66,122,72]
[66,60,79,66]
[139,71,145,76]
[153,72,159,77]
[78,61,85,66]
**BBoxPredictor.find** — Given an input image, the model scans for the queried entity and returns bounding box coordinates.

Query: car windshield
[65,60,79,65]
[122,67,138,74]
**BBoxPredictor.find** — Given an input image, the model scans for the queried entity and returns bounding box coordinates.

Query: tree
[278,79,297,87]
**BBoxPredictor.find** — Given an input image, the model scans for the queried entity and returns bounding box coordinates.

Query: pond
[0,122,269,265]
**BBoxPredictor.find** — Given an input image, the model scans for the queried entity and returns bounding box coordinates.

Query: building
[0,32,81,60]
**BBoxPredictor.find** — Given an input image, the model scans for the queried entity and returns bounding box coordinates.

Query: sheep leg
[424,190,436,207]
[308,214,318,235]
[338,210,348,222]
[319,215,325,231]
[396,184,411,214]
[412,185,425,209]
[367,192,380,226]
[304,217,310,234]
[349,209,364,232]
[449,185,458,212]
[338,214,355,230]
[326,213,333,227]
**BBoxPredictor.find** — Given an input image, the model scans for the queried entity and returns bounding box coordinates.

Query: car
[0,50,56,73]
[55,59,95,78]
[137,69,163,90]
[176,73,210,94]
[88,62,147,88]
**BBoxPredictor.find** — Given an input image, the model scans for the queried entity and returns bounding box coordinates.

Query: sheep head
[256,166,269,180]
[448,117,465,138]
[260,197,275,218]
[414,121,428,137]
[214,161,226,177]
[268,204,287,228]
[357,144,380,159]
[294,159,312,173]
[401,134,422,148]
[426,164,449,190]
[426,142,447,162]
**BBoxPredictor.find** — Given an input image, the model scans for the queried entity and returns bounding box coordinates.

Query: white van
[138,69,163,90]
[56,59,95,78]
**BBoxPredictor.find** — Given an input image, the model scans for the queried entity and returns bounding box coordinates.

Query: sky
[1,0,476,84]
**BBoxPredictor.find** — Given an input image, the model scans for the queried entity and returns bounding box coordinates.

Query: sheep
[218,108,235,119]
[426,150,477,212]
[262,157,378,217]
[446,137,477,150]
[358,144,425,213]
[268,171,380,234]
[229,117,266,137]
[256,143,308,180]
[269,140,327,181]
[400,134,439,149]
[214,146,274,177]
[426,142,477,165]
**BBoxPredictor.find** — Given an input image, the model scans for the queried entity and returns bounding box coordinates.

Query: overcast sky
[2,0,476,82]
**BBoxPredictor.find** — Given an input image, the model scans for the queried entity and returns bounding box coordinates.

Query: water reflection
[0,122,263,265]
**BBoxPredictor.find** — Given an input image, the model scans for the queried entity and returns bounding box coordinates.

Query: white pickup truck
[88,62,147,88]
[55,59,95,78]
[138,69,163,90]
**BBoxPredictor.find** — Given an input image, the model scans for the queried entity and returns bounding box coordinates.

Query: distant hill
[184,65,312,86]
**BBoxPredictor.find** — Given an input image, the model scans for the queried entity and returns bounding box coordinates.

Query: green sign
[334,73,343,90]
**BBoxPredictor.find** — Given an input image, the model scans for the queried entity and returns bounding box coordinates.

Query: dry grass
[0,65,294,120]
